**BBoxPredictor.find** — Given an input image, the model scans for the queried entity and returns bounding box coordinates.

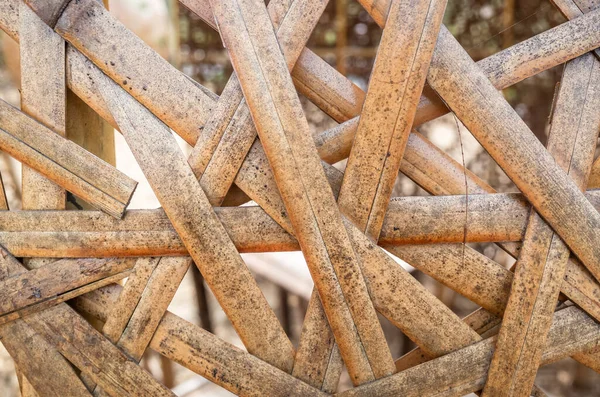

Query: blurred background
[0,0,599,395]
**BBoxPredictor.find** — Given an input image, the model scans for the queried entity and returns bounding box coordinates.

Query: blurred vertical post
[503,0,515,48]
[336,0,348,75]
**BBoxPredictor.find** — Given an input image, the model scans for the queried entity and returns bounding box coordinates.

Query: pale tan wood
[483,52,600,396]
[91,64,295,372]
[187,0,328,206]
[551,0,600,58]
[339,306,600,397]
[40,0,216,146]
[314,6,600,164]
[92,257,190,396]
[427,25,600,283]
[211,0,395,384]
[19,2,66,211]
[338,0,446,240]
[75,285,328,397]
[0,257,135,324]
[0,99,136,218]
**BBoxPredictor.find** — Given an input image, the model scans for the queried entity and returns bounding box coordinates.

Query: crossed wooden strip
[0,0,596,392]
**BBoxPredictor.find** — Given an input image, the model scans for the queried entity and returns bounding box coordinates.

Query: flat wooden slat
[0,99,136,218]
[483,51,600,396]
[91,64,295,373]
[338,306,600,397]
[44,0,215,145]
[338,0,446,239]
[74,285,327,397]
[187,0,328,206]
[211,0,395,384]
[428,25,600,283]
[19,3,66,211]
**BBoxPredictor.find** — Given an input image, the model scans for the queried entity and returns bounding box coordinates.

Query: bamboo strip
[92,257,190,396]
[74,285,327,397]
[338,0,446,240]
[26,0,216,146]
[74,285,600,397]
[0,257,135,324]
[551,0,600,58]
[483,51,600,396]
[19,2,65,210]
[427,25,600,282]
[187,0,328,205]
[0,99,136,218]
[314,5,600,164]
[338,306,600,397]
[211,0,395,383]
[91,65,295,372]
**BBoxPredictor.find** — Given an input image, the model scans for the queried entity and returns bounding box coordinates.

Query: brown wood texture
[0,0,599,395]
[483,51,600,397]
[211,0,395,384]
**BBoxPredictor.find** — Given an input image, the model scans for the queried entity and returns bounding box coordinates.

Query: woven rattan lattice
[1,0,600,395]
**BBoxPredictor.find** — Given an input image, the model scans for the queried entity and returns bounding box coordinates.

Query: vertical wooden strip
[187,0,328,205]
[483,52,600,396]
[91,66,295,372]
[19,2,66,211]
[338,0,446,239]
[211,0,395,384]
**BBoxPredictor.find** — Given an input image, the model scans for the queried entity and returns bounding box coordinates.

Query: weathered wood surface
[0,99,136,218]
[187,0,328,205]
[338,0,446,240]
[339,306,600,397]
[483,51,600,396]
[0,0,599,395]
[91,63,295,372]
[211,0,395,384]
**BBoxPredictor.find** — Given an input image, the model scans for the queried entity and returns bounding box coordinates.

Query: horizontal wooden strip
[0,99,136,218]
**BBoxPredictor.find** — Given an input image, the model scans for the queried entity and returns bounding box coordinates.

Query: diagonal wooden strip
[26,304,176,397]
[313,5,600,164]
[0,99,137,218]
[25,0,216,146]
[338,306,600,397]
[338,0,446,240]
[427,25,600,281]
[92,257,190,396]
[551,0,600,58]
[211,0,395,383]
[187,0,329,206]
[90,65,295,373]
[0,257,135,324]
[483,51,600,396]
[74,285,327,397]
[74,285,600,397]
[19,2,65,211]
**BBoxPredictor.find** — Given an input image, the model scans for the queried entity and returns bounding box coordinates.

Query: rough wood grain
[91,64,295,372]
[427,25,600,283]
[0,99,136,218]
[338,0,446,240]
[74,285,327,397]
[339,306,600,397]
[19,2,66,211]
[187,0,328,205]
[211,0,395,383]
[483,51,600,396]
